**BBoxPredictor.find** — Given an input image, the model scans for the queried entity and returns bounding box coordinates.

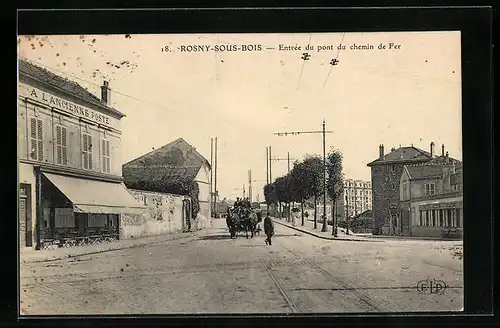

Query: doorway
[19,184,32,247]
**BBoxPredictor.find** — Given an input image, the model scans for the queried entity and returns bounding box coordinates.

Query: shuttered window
[29,117,43,161]
[55,125,68,166]
[82,133,93,170]
[101,139,111,173]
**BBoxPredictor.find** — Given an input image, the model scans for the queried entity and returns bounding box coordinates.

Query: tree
[289,161,311,226]
[326,147,344,236]
[301,155,324,229]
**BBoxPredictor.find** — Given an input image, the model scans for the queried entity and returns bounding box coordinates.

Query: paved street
[20,219,463,315]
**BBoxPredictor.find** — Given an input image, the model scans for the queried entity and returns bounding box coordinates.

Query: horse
[227,207,258,239]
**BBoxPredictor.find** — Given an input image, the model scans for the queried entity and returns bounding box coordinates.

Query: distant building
[399,156,463,238]
[122,137,212,221]
[335,179,372,219]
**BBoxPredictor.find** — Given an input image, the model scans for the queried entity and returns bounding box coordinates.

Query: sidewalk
[272,216,384,243]
[20,229,207,264]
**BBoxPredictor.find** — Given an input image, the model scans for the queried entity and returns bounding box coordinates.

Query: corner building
[17,59,144,250]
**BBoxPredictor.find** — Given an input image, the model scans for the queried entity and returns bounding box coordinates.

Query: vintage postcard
[18,31,463,315]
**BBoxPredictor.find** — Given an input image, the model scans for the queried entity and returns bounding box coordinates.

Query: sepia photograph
[18,31,463,315]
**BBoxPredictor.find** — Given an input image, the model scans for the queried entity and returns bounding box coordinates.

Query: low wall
[120,189,188,240]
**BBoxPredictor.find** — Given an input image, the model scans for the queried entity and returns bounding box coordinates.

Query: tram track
[276,241,382,312]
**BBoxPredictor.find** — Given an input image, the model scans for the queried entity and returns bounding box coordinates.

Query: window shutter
[37,119,43,161]
[106,140,110,157]
[83,134,88,152]
[30,118,37,139]
[62,127,67,165]
[88,135,92,169]
[56,126,61,164]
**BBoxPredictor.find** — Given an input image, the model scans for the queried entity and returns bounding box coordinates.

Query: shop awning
[42,172,146,215]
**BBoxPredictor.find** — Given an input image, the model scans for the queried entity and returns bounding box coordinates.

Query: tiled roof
[122,138,210,194]
[367,146,432,166]
[426,155,461,165]
[405,164,444,180]
[18,59,125,118]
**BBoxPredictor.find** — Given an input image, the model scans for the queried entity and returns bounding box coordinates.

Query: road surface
[20,219,463,315]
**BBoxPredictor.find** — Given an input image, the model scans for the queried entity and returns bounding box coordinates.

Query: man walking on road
[264,213,274,245]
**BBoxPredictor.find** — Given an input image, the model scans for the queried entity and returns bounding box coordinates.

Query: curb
[22,232,198,264]
[273,219,384,243]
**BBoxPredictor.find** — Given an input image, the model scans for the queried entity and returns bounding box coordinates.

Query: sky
[18,32,462,201]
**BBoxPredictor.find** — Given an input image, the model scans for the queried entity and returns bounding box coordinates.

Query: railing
[411,191,463,202]
[40,233,119,250]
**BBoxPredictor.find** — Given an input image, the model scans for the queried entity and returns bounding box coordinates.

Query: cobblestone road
[20,219,463,315]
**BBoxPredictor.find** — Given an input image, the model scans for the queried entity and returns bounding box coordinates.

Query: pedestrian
[264,212,274,245]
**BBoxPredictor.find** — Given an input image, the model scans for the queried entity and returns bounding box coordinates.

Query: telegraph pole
[214,137,218,216]
[210,138,214,216]
[274,121,333,232]
[266,147,269,212]
[321,120,328,232]
[248,169,252,203]
[345,192,349,235]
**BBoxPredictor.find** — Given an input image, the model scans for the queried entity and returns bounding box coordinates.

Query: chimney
[379,144,384,160]
[101,80,111,105]
[445,151,449,164]
[430,142,435,158]
[441,144,445,156]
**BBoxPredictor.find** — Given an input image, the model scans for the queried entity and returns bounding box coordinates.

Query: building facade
[18,59,144,250]
[399,160,463,238]
[336,179,372,219]
[122,137,212,224]
[367,143,436,235]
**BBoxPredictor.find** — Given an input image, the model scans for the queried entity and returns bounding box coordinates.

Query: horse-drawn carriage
[226,205,262,239]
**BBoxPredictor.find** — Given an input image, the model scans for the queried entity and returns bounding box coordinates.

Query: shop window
[29,117,43,161]
[101,139,111,173]
[88,214,107,228]
[55,208,75,228]
[82,133,93,170]
[55,125,68,166]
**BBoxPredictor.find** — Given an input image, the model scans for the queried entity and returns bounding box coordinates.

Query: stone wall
[370,163,406,234]
[120,189,188,240]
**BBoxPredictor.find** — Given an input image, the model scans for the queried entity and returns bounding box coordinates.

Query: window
[101,139,111,173]
[55,125,68,166]
[402,183,408,200]
[432,210,436,226]
[419,210,423,226]
[29,117,43,161]
[391,165,395,172]
[439,209,444,227]
[425,183,436,196]
[82,133,93,170]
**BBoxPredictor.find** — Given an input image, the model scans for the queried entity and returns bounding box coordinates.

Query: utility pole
[346,191,349,235]
[210,138,214,217]
[214,137,218,216]
[248,169,252,203]
[321,120,328,232]
[266,146,269,213]
[274,121,333,231]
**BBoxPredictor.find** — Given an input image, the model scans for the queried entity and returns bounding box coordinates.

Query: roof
[367,146,433,166]
[18,59,126,118]
[122,138,210,194]
[426,155,462,165]
[404,164,444,180]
